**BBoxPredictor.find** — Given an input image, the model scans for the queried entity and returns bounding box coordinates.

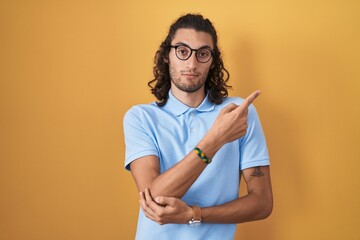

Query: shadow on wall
[233,39,306,240]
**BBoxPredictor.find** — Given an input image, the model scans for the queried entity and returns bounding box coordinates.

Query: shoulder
[123,102,159,122]
[124,102,160,116]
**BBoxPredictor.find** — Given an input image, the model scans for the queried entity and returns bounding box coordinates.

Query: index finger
[240,90,261,109]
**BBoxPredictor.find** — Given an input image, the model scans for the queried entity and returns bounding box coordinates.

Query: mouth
[182,73,200,78]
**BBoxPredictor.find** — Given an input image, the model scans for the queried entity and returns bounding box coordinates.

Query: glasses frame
[170,45,214,63]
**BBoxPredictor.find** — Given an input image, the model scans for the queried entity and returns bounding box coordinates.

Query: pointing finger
[239,90,261,109]
[246,90,261,105]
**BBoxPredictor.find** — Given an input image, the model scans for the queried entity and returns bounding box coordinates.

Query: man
[123,14,273,240]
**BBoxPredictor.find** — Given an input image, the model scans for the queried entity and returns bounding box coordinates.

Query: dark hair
[148,13,231,106]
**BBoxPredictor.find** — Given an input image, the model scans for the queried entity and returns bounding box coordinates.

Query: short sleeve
[123,107,159,171]
[239,105,270,170]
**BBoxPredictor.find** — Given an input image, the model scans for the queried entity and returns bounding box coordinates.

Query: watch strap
[192,206,202,221]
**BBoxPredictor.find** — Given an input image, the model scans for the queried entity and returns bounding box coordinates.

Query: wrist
[197,132,223,158]
[185,205,193,223]
[188,206,202,226]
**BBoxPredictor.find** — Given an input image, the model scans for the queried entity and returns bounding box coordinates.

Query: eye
[176,46,190,57]
[197,49,211,58]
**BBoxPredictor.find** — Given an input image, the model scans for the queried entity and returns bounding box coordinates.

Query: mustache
[180,70,200,75]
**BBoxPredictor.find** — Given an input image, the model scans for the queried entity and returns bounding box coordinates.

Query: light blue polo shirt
[123,90,269,240]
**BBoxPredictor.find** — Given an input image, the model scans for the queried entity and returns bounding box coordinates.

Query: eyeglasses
[170,45,214,63]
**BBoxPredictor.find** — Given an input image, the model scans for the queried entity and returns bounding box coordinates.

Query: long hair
[148,14,231,106]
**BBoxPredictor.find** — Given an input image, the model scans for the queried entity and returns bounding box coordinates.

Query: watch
[188,206,202,227]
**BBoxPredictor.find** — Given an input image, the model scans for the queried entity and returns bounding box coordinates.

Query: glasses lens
[175,46,191,60]
[196,49,212,63]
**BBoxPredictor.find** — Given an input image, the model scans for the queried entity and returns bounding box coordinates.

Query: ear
[163,57,169,63]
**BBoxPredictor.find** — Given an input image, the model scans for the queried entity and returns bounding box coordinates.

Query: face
[168,28,214,94]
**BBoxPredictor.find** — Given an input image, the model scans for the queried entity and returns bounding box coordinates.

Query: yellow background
[1,0,359,239]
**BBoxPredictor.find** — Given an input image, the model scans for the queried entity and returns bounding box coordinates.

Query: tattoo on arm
[251,167,264,177]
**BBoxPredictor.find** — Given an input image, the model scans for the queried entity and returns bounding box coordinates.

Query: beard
[169,66,208,93]
[171,78,205,93]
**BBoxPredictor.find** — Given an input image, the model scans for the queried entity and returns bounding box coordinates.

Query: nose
[185,51,198,69]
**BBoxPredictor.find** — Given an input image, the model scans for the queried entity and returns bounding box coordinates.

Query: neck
[170,87,206,108]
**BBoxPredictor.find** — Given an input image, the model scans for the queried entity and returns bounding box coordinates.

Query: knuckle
[239,117,246,125]
[157,209,164,217]
[229,103,236,107]
[226,103,237,111]
[158,210,164,217]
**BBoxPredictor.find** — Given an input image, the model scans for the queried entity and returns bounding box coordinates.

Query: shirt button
[190,128,195,133]
[190,112,195,116]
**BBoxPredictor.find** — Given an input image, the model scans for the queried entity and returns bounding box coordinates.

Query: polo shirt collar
[164,90,216,116]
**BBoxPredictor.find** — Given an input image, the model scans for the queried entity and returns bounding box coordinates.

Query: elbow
[259,197,273,220]
[147,185,161,200]
[148,185,181,200]
[262,202,273,219]
[148,182,184,200]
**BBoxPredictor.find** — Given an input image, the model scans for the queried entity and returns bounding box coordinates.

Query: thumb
[155,196,176,206]
[221,103,238,114]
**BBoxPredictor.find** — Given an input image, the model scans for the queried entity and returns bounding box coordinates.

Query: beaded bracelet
[194,147,212,164]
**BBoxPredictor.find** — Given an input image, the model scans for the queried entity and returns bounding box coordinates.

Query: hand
[139,188,193,225]
[208,90,261,146]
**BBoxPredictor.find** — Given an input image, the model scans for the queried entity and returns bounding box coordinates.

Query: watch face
[188,220,202,227]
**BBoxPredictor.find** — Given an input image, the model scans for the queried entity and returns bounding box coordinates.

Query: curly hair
[148,14,231,106]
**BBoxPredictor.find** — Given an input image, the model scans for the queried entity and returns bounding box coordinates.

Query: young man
[123,14,273,240]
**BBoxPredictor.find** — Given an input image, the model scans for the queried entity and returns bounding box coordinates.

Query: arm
[202,166,273,223]
[130,91,261,199]
[139,166,273,224]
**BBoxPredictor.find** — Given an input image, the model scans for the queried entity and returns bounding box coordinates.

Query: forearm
[149,151,207,199]
[149,132,223,198]
[133,96,258,199]
[202,191,273,224]
[139,187,273,226]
